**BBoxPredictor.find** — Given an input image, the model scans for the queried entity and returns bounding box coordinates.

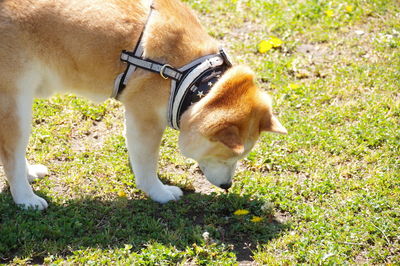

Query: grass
[1,0,399,264]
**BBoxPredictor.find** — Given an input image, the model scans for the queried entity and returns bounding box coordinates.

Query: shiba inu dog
[0,0,286,210]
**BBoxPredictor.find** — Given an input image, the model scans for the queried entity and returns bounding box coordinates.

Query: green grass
[1,0,399,264]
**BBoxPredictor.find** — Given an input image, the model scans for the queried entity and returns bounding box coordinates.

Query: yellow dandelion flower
[269,36,283,48]
[117,191,127,197]
[289,83,301,89]
[250,216,264,223]
[325,10,334,17]
[258,40,273,53]
[345,5,353,12]
[234,209,250,215]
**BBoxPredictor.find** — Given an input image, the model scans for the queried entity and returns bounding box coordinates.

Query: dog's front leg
[0,92,48,210]
[124,108,183,203]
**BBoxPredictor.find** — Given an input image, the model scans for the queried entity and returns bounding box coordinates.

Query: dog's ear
[212,125,244,154]
[260,115,287,134]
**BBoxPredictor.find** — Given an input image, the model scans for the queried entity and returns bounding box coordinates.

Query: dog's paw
[15,194,48,210]
[148,185,183,204]
[164,185,183,200]
[27,164,49,183]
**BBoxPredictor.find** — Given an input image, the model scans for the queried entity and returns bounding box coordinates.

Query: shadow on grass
[0,189,289,263]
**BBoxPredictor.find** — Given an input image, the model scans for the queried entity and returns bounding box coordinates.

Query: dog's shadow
[0,190,289,263]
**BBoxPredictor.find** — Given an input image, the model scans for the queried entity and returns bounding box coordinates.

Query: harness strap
[120,52,183,80]
[112,3,154,99]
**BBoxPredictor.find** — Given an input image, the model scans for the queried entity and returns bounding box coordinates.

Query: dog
[0,0,287,210]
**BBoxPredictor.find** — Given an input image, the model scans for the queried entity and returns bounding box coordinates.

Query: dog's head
[179,65,287,189]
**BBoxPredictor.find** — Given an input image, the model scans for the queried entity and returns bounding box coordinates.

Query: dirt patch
[189,164,219,195]
[70,104,124,154]
[0,164,6,192]
[162,162,220,194]
[70,120,111,153]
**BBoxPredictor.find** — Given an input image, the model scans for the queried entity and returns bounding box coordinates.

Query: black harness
[112,3,232,130]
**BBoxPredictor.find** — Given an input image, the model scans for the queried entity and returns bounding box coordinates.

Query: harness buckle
[160,64,172,79]
[219,48,232,67]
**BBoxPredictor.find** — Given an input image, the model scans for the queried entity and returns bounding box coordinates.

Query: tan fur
[0,0,286,209]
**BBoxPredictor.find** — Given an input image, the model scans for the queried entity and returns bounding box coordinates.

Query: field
[1,0,399,264]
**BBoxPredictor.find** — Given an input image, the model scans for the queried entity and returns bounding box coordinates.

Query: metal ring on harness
[160,64,172,79]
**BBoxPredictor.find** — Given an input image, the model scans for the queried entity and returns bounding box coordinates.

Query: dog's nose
[219,182,232,190]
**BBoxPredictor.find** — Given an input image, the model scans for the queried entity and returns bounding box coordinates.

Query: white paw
[27,164,49,183]
[15,193,48,210]
[148,185,183,204]
[164,185,183,199]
